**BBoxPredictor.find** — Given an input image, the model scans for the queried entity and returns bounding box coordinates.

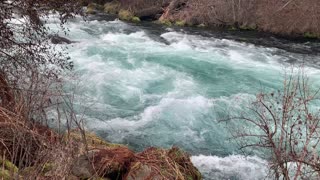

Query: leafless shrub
[224,68,320,179]
[149,0,320,36]
[119,0,170,11]
[0,0,89,176]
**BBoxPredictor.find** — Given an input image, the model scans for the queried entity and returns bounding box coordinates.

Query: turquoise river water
[48,15,320,179]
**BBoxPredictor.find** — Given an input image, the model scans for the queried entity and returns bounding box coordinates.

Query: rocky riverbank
[0,129,201,179]
[83,0,320,39]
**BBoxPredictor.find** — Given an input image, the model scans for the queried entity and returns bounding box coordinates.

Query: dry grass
[0,72,83,179]
[119,0,171,11]
[130,147,201,180]
[121,0,320,36]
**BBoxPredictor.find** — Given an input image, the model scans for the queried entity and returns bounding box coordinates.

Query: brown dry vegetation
[119,0,170,11]
[0,0,85,178]
[225,69,320,179]
[119,0,320,37]
[125,147,201,180]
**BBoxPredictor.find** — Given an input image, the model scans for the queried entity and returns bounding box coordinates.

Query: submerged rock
[49,35,75,44]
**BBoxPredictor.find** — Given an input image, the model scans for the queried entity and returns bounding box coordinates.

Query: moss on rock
[175,20,186,26]
[159,19,172,26]
[131,16,141,23]
[86,3,104,14]
[104,1,121,14]
[67,130,124,150]
[118,9,134,21]
[304,32,319,39]
[65,130,202,179]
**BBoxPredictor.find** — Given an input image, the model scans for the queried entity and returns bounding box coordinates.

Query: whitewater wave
[191,155,269,180]
[45,16,320,179]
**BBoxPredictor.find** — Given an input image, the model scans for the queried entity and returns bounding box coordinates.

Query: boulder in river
[49,35,76,44]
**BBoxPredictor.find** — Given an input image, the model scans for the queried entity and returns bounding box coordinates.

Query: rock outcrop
[68,130,202,179]
[9,129,201,179]
[49,35,76,44]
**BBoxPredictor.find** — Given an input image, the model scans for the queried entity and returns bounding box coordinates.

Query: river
[48,14,320,180]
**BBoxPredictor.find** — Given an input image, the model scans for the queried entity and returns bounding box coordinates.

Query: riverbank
[84,0,320,40]
[0,125,201,179]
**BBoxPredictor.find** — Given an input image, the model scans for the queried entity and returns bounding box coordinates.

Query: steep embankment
[87,0,320,38]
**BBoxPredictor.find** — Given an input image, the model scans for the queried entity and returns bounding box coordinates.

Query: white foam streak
[88,95,214,131]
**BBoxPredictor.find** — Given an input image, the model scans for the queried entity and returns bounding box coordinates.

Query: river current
[48,15,320,179]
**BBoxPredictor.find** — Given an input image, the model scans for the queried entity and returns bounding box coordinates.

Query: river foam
[47,16,320,179]
[191,155,269,180]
